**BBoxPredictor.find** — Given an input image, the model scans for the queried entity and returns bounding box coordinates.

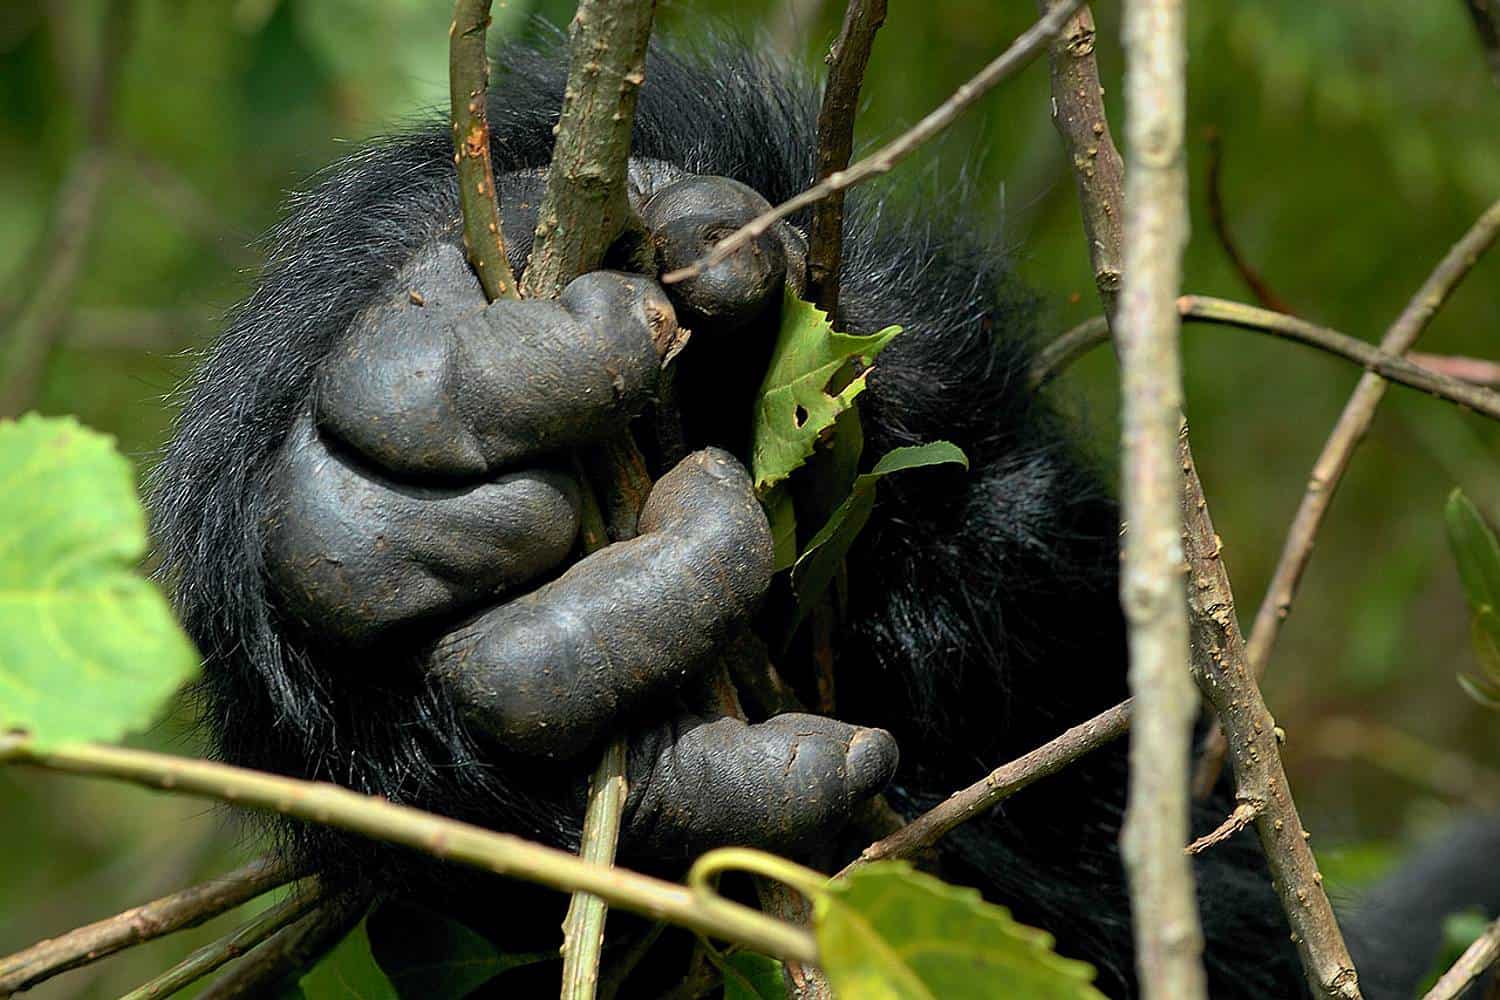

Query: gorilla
[150,37,1500,998]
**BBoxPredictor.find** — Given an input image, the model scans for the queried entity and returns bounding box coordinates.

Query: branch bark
[806,0,887,319]
[1421,916,1500,1000]
[118,884,325,1000]
[1190,198,1500,791]
[0,857,294,995]
[845,699,1131,873]
[449,0,520,301]
[521,0,656,299]
[1114,2,1206,995]
[196,890,371,999]
[0,737,818,967]
[1029,296,1500,423]
[661,0,1083,286]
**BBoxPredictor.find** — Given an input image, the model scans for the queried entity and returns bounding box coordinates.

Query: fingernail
[847,727,899,793]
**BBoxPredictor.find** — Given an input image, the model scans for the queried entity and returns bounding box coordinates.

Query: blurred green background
[2,0,1498,995]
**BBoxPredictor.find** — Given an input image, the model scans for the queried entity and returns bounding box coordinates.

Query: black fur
[151,37,1485,998]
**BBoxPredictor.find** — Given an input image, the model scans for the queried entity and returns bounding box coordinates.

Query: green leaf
[1471,608,1500,685]
[1444,488,1500,615]
[814,863,1106,999]
[366,899,553,998]
[787,443,968,640]
[717,951,786,1000]
[291,918,398,999]
[0,415,198,747]
[764,486,799,574]
[751,289,901,493]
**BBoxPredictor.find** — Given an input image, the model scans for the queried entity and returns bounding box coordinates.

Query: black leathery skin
[427,448,774,761]
[316,244,672,481]
[622,713,899,861]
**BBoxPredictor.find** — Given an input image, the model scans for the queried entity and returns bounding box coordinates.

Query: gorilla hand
[258,176,896,859]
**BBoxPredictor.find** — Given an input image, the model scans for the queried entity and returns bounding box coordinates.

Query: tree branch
[449,0,519,301]
[1195,198,1500,789]
[845,699,1131,873]
[521,0,656,299]
[195,889,371,999]
[0,857,295,995]
[1204,127,1295,315]
[1040,2,1125,316]
[0,736,818,967]
[806,0,887,319]
[661,0,1083,286]
[1114,2,1206,995]
[118,883,326,1000]
[1177,429,1361,997]
[1421,915,1500,1000]
[1028,296,1500,422]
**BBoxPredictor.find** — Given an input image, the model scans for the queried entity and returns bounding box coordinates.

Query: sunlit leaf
[750,289,900,493]
[814,863,1106,999]
[0,415,198,747]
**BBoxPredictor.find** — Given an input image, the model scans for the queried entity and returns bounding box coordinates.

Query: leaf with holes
[750,288,900,493]
[815,863,1106,999]
[0,415,198,747]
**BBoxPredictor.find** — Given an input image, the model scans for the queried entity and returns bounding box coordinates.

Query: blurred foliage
[1,0,1498,995]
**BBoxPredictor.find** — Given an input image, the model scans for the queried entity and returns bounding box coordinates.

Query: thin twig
[845,700,1131,873]
[661,0,1083,286]
[0,736,818,966]
[0,857,294,995]
[521,0,656,299]
[449,0,520,301]
[1193,198,1500,792]
[1114,2,1206,995]
[1203,128,1295,315]
[1421,916,1500,1000]
[806,0,887,319]
[1031,299,1500,422]
[561,738,629,1000]
[1184,802,1259,856]
[0,0,134,418]
[117,883,326,1000]
[195,889,371,999]
[1461,0,1500,90]
[1178,427,1362,998]
[1409,351,1500,387]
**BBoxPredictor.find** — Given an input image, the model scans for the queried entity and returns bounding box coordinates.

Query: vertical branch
[449,0,520,302]
[806,0,887,319]
[1041,2,1125,318]
[1179,435,1362,999]
[521,0,656,299]
[1114,2,1206,997]
[1461,0,1500,89]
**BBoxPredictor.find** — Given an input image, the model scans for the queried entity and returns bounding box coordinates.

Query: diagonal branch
[1420,915,1500,1000]
[0,857,296,995]
[806,0,887,319]
[661,0,1083,286]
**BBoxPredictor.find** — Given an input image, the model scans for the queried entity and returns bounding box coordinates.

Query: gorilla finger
[316,243,678,480]
[643,176,805,333]
[621,712,900,860]
[262,412,580,645]
[427,448,773,759]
